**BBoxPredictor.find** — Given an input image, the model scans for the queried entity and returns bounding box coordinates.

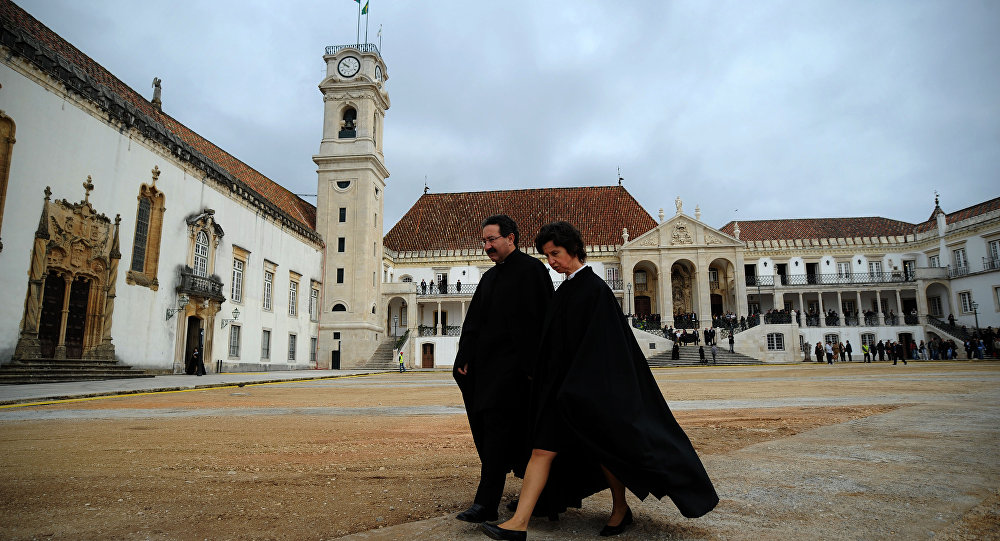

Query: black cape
[453,249,553,467]
[532,266,718,518]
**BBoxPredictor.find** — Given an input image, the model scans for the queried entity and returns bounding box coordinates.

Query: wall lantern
[221,307,241,328]
[165,294,190,320]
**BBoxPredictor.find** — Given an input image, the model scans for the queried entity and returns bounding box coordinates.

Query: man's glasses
[482,235,505,245]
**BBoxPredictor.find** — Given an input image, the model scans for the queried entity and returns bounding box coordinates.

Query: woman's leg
[497,449,557,531]
[600,465,629,525]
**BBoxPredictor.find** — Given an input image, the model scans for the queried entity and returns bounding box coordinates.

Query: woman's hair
[534,221,587,262]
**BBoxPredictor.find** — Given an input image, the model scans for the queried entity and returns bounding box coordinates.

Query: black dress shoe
[599,507,633,537]
[480,522,527,541]
[456,503,498,523]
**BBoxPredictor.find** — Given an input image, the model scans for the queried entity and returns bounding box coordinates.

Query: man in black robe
[453,214,553,523]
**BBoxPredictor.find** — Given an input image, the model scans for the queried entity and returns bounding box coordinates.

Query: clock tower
[314,44,390,368]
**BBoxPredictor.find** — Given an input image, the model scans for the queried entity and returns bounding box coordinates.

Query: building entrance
[38,271,64,358]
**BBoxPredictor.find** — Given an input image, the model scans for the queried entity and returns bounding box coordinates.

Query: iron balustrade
[176,266,225,302]
[947,265,969,278]
[984,257,1000,272]
[777,272,915,286]
[418,325,435,337]
[764,312,792,324]
[863,314,880,326]
[805,315,820,327]
[325,43,381,55]
[904,314,919,325]
[414,278,623,297]
[445,325,462,336]
[927,315,975,341]
[825,314,840,326]
[745,276,774,287]
[844,315,860,326]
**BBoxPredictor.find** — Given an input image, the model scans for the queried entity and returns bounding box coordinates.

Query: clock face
[338,56,360,78]
[375,65,382,81]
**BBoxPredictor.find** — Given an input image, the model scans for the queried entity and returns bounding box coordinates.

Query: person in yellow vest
[398,351,405,373]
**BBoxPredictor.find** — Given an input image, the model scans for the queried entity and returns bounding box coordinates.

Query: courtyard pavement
[1,363,997,540]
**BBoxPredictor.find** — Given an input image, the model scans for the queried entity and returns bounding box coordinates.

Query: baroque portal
[14,180,121,360]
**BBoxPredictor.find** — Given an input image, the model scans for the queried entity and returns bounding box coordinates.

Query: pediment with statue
[623,198,743,251]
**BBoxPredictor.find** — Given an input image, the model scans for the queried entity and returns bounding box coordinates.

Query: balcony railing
[984,257,1000,272]
[947,265,969,278]
[176,266,225,302]
[747,272,914,287]
[413,278,623,297]
[325,43,381,55]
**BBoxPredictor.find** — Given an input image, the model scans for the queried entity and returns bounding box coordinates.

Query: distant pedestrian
[862,343,871,363]
[825,342,834,364]
[192,348,206,376]
[398,351,405,373]
[699,345,706,364]
[728,333,735,353]
[844,341,853,362]
[710,344,718,365]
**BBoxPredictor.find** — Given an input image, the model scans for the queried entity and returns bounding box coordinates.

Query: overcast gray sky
[17,0,1000,233]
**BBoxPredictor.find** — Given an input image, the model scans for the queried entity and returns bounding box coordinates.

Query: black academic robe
[453,249,553,467]
[532,266,718,519]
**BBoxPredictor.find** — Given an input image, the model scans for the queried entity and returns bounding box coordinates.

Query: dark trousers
[469,407,523,512]
[846,352,852,362]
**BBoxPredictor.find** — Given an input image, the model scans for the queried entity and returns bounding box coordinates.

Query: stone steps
[361,340,398,370]
[648,345,763,367]
[0,358,153,384]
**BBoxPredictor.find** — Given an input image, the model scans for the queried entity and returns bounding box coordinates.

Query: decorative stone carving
[671,223,693,245]
[675,196,683,215]
[622,227,629,243]
[638,234,659,247]
[705,233,724,245]
[15,180,119,360]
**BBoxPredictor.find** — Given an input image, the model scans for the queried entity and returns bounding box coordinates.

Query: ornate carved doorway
[65,276,91,359]
[38,271,65,358]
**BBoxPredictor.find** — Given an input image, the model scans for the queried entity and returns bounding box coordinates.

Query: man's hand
[457,363,468,375]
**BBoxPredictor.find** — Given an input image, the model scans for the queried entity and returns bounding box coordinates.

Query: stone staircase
[361,339,398,370]
[647,343,763,368]
[0,358,153,384]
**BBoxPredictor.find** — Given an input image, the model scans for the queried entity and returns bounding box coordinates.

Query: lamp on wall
[221,308,240,328]
[165,294,190,321]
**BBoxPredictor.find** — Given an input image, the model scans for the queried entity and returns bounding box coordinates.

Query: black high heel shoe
[599,507,633,537]
[480,522,527,541]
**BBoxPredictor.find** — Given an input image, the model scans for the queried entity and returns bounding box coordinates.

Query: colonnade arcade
[625,256,745,328]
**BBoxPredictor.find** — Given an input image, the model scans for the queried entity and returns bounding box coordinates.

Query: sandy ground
[0,363,997,540]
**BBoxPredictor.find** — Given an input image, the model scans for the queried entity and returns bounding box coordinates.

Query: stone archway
[15,182,121,360]
[670,259,697,316]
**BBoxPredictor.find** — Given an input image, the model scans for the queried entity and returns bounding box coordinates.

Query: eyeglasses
[481,235,505,245]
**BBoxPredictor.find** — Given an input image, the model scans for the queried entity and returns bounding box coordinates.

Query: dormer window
[339,107,357,138]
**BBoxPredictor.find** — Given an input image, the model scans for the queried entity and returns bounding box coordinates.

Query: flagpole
[364,1,369,44]
[356,0,361,45]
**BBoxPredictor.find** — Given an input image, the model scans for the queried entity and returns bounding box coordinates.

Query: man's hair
[534,221,587,262]
[481,214,519,246]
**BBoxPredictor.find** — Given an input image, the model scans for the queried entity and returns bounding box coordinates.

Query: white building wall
[0,61,321,371]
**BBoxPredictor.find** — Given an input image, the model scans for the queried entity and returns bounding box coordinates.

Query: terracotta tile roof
[718,217,917,242]
[0,0,318,239]
[384,186,656,253]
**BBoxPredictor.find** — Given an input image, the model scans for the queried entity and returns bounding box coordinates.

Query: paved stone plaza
[0,362,998,540]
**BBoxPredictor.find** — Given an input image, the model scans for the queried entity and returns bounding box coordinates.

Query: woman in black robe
[481,222,717,540]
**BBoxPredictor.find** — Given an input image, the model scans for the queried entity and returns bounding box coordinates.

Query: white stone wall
[0,61,321,371]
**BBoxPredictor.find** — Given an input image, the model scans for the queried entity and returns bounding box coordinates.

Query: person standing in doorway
[192,348,206,376]
[453,215,554,524]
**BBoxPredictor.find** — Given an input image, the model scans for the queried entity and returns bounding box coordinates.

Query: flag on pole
[362,1,369,14]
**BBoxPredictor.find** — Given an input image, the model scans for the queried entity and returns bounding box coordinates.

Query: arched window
[401,275,413,283]
[131,198,151,271]
[126,167,166,289]
[332,303,347,312]
[194,231,209,277]
[339,107,357,138]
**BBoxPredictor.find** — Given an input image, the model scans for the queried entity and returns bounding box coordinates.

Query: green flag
[362,1,369,14]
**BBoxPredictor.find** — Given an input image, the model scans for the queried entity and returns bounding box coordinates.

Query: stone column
[818,291,826,327]
[876,292,885,325]
[856,291,863,324]
[436,300,442,335]
[14,190,52,360]
[836,291,843,324]
[697,260,712,329]
[54,275,73,359]
[895,289,903,325]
